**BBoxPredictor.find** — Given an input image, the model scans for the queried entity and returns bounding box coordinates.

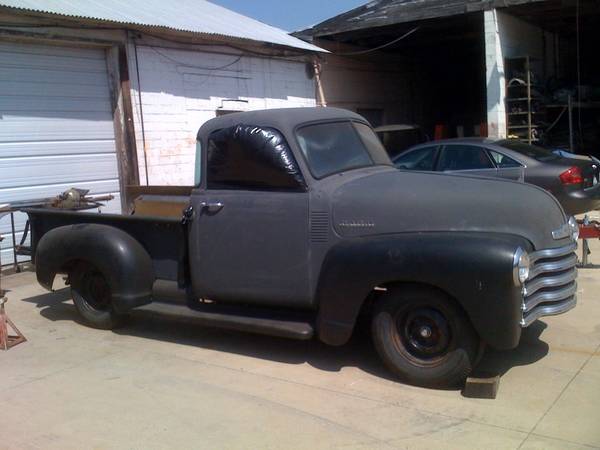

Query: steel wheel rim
[395,306,451,361]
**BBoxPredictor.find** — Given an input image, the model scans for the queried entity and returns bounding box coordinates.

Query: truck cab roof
[196,107,393,186]
[196,107,366,142]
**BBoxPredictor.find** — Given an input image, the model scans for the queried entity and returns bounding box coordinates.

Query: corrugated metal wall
[0,41,121,265]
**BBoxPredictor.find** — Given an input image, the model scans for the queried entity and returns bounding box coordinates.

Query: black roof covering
[197,107,366,142]
[299,0,546,37]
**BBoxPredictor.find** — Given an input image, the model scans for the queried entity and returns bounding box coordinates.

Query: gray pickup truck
[24,108,579,388]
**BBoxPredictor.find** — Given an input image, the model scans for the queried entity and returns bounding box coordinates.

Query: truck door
[188,125,311,308]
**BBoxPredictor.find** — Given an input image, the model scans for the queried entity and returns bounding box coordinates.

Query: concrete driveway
[1,242,599,450]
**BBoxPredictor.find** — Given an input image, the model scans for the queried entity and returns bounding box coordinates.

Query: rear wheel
[371,286,480,388]
[70,262,125,330]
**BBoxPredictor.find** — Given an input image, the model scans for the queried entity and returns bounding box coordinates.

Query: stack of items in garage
[505,56,600,156]
[505,56,545,145]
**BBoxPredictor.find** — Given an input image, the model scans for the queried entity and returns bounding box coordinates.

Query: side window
[393,146,437,171]
[488,150,522,168]
[438,145,495,171]
[206,124,306,191]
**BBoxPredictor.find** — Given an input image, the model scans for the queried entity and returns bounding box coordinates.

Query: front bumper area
[521,242,578,327]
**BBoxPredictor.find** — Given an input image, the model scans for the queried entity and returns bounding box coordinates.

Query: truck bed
[24,208,187,283]
[126,185,192,218]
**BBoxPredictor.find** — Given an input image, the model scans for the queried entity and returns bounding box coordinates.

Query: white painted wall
[317,48,413,126]
[485,9,556,138]
[484,9,507,139]
[129,43,316,186]
[499,10,557,80]
[498,11,544,60]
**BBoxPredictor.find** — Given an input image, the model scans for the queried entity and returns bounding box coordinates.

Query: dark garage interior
[303,12,488,142]
[299,0,600,157]
[508,0,600,157]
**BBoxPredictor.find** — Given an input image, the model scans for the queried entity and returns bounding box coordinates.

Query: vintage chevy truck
[24,108,579,387]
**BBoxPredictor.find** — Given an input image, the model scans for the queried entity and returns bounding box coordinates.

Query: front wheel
[70,262,126,330]
[371,286,480,388]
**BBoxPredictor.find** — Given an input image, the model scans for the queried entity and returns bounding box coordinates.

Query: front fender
[316,232,532,350]
[36,224,154,313]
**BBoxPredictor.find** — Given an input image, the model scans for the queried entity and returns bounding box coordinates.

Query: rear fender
[35,223,154,313]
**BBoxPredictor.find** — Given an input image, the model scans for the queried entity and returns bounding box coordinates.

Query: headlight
[568,216,579,242]
[513,247,530,286]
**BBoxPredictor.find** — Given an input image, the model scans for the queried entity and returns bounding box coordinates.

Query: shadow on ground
[477,320,548,376]
[22,288,549,388]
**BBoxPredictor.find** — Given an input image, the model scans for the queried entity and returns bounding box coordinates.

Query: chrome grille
[521,242,578,327]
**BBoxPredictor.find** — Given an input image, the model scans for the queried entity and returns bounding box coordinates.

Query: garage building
[0,0,324,265]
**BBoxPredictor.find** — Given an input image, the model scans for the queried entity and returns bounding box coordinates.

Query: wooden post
[313,59,327,107]
[107,42,142,211]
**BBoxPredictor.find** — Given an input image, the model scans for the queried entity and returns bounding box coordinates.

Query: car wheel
[70,262,126,330]
[371,285,480,388]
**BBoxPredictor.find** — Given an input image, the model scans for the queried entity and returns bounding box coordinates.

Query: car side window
[393,146,437,171]
[488,150,522,168]
[438,145,495,171]
[207,124,307,191]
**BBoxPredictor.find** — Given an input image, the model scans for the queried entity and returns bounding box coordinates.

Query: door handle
[200,201,224,213]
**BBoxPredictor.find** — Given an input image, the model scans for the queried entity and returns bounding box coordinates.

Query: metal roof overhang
[0,0,327,53]
[302,0,548,38]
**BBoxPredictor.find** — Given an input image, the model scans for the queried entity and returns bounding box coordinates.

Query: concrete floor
[1,240,599,450]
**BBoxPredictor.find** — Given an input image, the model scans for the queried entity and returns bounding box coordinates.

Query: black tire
[371,285,480,388]
[70,262,126,330]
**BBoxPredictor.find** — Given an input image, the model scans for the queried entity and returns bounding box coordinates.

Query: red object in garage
[434,124,447,140]
[579,221,600,240]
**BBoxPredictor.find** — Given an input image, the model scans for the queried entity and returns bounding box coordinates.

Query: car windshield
[497,140,560,162]
[296,121,391,178]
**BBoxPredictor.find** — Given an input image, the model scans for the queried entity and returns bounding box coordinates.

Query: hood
[332,170,570,250]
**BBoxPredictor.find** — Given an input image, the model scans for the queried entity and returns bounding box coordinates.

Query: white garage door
[0,41,121,265]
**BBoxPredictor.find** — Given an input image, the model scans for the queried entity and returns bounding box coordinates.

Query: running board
[137,300,315,341]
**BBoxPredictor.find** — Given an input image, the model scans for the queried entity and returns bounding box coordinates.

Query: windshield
[296,121,391,178]
[497,140,560,162]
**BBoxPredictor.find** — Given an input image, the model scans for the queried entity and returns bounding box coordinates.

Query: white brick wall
[129,44,316,185]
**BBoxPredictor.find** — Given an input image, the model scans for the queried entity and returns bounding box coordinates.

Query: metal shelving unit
[505,56,544,144]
